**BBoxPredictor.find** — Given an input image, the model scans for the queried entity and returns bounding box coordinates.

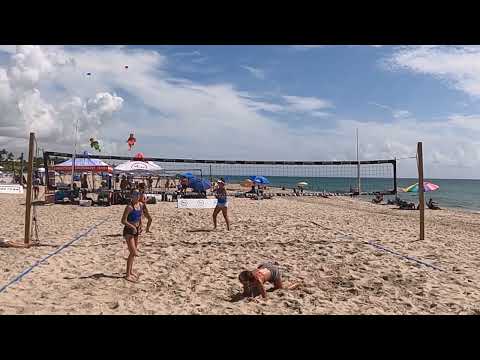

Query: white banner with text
[177,198,219,209]
[0,185,24,194]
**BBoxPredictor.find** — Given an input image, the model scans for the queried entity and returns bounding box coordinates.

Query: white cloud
[311,111,331,118]
[0,45,124,153]
[241,65,265,80]
[392,110,411,119]
[2,45,480,178]
[173,50,202,57]
[283,95,333,112]
[369,102,412,119]
[386,45,480,98]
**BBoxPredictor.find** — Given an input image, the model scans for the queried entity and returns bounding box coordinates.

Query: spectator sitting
[372,193,384,204]
[120,175,128,191]
[427,198,441,210]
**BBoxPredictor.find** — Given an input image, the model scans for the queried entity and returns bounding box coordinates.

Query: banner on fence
[177,198,218,209]
[0,184,24,194]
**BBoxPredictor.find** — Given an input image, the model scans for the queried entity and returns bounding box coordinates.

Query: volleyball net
[43,151,397,195]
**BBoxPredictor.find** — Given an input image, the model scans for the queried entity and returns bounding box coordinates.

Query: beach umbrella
[403,182,439,193]
[180,172,195,179]
[114,160,162,173]
[297,181,308,187]
[188,177,211,192]
[249,176,270,185]
[0,165,3,169]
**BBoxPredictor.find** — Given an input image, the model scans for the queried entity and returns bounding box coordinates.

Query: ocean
[217,176,480,212]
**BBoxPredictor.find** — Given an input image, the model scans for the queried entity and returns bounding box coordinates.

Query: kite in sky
[89,137,101,152]
[127,133,136,151]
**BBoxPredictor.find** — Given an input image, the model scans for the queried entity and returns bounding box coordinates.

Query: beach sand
[1,191,480,315]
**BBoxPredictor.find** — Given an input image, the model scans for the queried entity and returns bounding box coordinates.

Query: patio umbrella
[180,172,195,179]
[403,182,439,193]
[114,160,162,173]
[188,177,211,192]
[249,176,270,185]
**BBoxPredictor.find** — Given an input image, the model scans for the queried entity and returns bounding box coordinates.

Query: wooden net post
[417,142,425,240]
[24,132,35,245]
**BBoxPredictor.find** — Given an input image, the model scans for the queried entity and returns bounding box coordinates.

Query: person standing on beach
[81,173,88,189]
[137,183,152,233]
[213,179,230,231]
[121,191,145,282]
[33,174,40,199]
[147,176,153,192]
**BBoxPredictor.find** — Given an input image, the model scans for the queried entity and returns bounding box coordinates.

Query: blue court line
[368,240,445,272]
[0,218,109,294]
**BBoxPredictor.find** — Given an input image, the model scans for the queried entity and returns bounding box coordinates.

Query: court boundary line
[0,218,109,294]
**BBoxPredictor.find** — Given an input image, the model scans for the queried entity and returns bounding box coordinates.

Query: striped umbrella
[403,182,439,193]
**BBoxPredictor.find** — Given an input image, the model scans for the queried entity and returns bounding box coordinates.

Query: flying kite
[127,133,136,151]
[89,137,101,152]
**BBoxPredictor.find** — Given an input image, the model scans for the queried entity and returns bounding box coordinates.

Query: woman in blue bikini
[213,180,230,231]
[121,191,148,282]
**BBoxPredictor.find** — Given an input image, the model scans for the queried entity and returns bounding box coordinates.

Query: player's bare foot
[125,275,138,283]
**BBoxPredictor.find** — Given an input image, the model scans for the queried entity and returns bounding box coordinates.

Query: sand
[1,190,480,315]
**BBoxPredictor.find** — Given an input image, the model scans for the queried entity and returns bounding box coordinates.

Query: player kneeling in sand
[239,262,301,298]
[121,191,148,282]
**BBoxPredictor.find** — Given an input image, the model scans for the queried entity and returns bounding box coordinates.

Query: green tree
[0,149,7,161]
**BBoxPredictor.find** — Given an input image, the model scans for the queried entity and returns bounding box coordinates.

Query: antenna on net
[356,128,361,195]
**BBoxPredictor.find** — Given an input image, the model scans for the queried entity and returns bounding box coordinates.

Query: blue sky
[1,45,480,178]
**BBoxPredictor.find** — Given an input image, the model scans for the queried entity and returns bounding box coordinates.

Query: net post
[356,128,361,195]
[20,152,24,186]
[417,142,425,240]
[43,151,51,191]
[393,158,397,195]
[24,132,35,246]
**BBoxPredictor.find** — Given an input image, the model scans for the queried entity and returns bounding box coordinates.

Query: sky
[1,45,480,179]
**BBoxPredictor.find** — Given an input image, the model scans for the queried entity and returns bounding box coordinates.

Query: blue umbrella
[249,176,270,185]
[180,172,195,179]
[188,177,211,192]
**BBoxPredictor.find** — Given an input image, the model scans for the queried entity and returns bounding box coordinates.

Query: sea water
[218,176,480,212]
